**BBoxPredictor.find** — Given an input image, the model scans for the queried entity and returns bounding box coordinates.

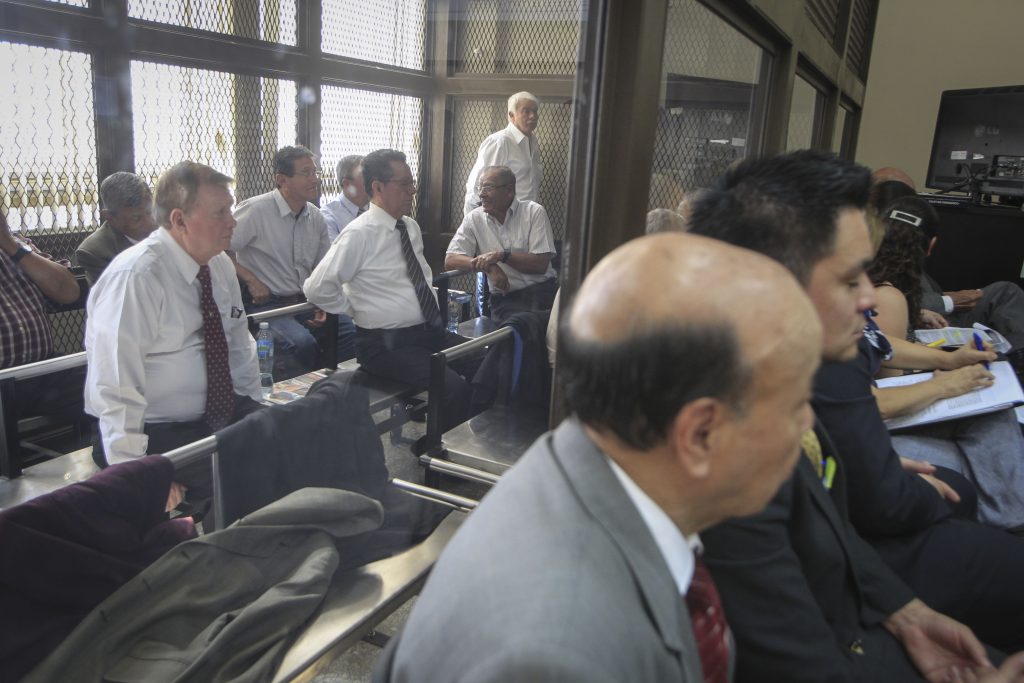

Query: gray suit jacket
[920,273,946,314]
[75,222,133,286]
[378,419,711,682]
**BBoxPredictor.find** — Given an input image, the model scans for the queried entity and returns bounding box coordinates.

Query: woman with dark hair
[868,196,1024,529]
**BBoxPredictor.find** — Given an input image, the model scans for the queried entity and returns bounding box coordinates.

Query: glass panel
[41,0,89,6]
[454,0,582,75]
[321,0,426,71]
[648,0,766,213]
[786,75,819,151]
[0,42,98,245]
[129,0,297,45]
[832,106,849,153]
[319,85,423,213]
[131,61,297,203]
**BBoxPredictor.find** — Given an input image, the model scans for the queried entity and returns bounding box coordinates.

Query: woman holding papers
[867,196,1024,529]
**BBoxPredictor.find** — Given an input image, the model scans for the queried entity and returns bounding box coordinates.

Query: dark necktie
[684,556,731,683]
[395,219,442,328]
[197,265,233,430]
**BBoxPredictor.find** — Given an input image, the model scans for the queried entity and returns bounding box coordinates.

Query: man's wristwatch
[501,249,511,263]
[9,244,32,264]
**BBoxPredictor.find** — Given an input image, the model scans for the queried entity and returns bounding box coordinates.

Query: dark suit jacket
[378,419,710,682]
[701,425,917,683]
[74,222,133,286]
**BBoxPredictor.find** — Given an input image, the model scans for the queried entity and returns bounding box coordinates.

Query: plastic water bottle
[256,322,274,398]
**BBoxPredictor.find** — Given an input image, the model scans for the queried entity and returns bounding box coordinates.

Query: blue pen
[973,332,991,370]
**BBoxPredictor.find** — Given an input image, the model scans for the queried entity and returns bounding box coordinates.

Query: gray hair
[645,208,688,235]
[507,91,538,114]
[336,154,363,182]
[100,172,152,213]
[480,165,516,190]
[154,161,233,229]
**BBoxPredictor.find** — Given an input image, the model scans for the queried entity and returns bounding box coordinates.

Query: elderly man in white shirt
[462,91,542,216]
[230,145,332,376]
[304,148,471,441]
[446,165,557,322]
[85,161,262,515]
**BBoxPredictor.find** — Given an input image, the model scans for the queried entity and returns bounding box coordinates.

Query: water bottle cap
[259,322,269,329]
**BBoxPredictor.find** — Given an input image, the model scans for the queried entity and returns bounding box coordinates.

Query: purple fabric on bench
[0,455,196,681]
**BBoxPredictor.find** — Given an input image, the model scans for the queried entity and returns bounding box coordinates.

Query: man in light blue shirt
[321,155,369,242]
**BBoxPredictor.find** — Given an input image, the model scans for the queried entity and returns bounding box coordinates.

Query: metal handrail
[248,302,317,323]
[0,351,86,383]
[391,477,479,511]
[418,456,501,487]
[425,326,515,454]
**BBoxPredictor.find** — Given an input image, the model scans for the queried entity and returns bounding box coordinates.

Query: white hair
[507,91,539,114]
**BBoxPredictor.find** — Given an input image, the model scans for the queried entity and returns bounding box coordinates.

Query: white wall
[856,0,1024,188]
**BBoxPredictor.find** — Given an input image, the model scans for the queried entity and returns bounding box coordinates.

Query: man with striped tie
[304,149,471,435]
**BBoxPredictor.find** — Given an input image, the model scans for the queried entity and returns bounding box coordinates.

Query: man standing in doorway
[462,91,542,216]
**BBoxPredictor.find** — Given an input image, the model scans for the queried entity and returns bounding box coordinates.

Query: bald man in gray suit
[375,232,824,682]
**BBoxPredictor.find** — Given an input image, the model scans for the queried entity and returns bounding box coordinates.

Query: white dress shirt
[84,228,261,463]
[447,198,556,292]
[321,192,364,242]
[607,457,702,597]
[303,203,436,329]
[231,189,331,296]
[462,123,542,216]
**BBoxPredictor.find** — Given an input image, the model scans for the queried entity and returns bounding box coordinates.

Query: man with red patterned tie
[375,231,822,682]
[85,161,262,514]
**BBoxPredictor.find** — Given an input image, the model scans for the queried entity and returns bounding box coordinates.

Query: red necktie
[197,265,233,430]
[684,556,731,683]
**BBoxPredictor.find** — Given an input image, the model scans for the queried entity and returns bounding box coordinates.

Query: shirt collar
[606,456,701,596]
[274,188,307,219]
[505,122,530,145]
[155,227,202,284]
[366,202,403,229]
[337,192,362,216]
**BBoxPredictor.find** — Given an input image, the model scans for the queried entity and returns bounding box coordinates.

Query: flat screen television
[926,85,1024,198]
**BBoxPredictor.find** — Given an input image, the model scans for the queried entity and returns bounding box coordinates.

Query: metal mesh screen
[321,0,426,71]
[0,42,99,255]
[132,61,297,203]
[448,98,570,240]
[786,76,819,151]
[319,85,423,216]
[129,0,297,45]
[454,0,581,75]
[648,0,763,211]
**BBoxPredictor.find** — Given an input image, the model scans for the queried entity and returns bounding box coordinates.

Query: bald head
[562,232,820,449]
[871,166,916,190]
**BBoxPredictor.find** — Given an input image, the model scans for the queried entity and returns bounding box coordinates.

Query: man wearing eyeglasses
[446,165,557,322]
[229,145,331,376]
[305,148,472,437]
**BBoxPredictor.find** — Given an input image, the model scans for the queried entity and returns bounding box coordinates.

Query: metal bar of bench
[247,302,317,323]
[390,477,479,511]
[418,455,501,486]
[0,352,88,479]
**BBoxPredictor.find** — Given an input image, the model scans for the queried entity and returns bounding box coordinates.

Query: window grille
[0,42,98,248]
[319,85,423,216]
[321,0,426,71]
[648,0,764,212]
[454,0,581,75]
[131,61,297,203]
[129,0,297,45]
[805,0,841,48]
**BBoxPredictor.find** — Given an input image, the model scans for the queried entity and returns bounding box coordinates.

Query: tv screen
[926,85,1024,197]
